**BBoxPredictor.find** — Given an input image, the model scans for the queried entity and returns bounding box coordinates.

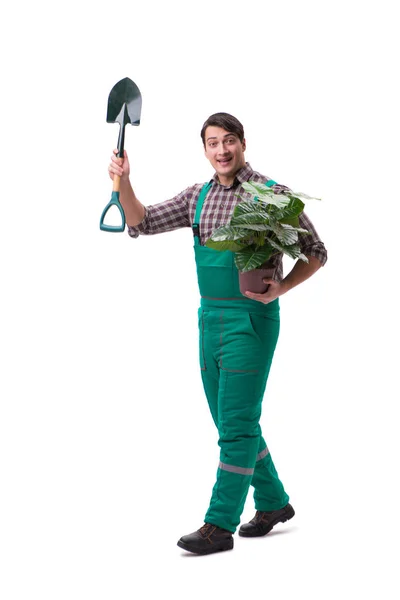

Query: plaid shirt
[127,163,327,281]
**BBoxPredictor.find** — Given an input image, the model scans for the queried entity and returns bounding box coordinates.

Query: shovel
[100,77,142,232]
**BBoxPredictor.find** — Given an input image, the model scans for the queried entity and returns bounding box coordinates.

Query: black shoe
[238,503,295,537]
[177,523,234,555]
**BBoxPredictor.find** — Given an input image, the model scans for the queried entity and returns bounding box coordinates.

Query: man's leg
[204,367,263,532]
[251,430,290,511]
[243,311,290,509]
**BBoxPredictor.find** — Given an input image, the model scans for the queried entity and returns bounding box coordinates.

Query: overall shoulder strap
[193,182,212,245]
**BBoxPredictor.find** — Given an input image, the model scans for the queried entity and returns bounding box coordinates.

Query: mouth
[217,157,232,167]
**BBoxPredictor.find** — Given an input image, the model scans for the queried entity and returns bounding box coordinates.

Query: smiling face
[204,126,246,186]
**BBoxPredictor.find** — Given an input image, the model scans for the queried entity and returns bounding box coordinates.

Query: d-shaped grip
[100,191,126,232]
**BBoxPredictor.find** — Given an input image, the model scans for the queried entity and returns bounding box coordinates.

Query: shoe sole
[238,505,295,538]
[177,538,234,555]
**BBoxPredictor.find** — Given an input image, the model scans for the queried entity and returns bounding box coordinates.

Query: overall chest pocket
[194,246,240,299]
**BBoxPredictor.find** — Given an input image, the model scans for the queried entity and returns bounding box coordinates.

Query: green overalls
[193,180,290,533]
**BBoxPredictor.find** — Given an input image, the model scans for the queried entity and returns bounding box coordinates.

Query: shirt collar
[211,162,254,188]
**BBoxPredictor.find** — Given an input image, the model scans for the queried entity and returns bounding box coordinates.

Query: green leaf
[230,212,274,232]
[280,223,310,235]
[233,201,267,218]
[280,216,299,227]
[275,197,305,221]
[258,194,290,209]
[234,246,276,272]
[288,191,321,201]
[269,223,299,245]
[242,181,322,204]
[230,211,270,226]
[290,226,310,235]
[205,238,243,252]
[241,181,276,197]
[268,238,303,260]
[232,223,275,232]
[208,225,250,242]
[239,182,290,209]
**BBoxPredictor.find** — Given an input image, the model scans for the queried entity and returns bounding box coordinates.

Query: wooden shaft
[113,174,121,192]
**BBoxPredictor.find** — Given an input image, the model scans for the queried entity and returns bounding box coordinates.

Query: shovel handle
[113,173,121,192]
[99,190,126,232]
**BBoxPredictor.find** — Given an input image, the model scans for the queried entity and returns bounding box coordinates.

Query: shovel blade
[106,77,142,127]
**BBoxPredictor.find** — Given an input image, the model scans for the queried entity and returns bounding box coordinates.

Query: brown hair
[200,112,244,146]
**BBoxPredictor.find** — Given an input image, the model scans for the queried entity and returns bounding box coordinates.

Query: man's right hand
[108,149,130,182]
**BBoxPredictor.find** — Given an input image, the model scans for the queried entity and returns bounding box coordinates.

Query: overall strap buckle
[192,223,200,239]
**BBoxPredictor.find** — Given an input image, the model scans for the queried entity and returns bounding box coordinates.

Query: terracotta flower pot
[239,265,276,295]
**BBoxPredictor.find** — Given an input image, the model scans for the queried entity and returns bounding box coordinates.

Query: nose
[217,141,229,156]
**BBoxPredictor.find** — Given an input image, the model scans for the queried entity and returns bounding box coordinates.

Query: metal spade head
[107,77,142,126]
[107,77,142,157]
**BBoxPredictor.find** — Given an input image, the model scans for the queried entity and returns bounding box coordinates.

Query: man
[108,113,327,555]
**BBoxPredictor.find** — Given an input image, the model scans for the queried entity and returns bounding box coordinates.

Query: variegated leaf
[289,191,321,201]
[234,246,276,272]
[209,226,250,242]
[231,223,274,232]
[281,223,310,235]
[241,181,276,197]
[239,183,290,209]
[233,201,266,218]
[269,223,299,245]
[231,211,270,226]
[275,197,305,221]
[268,239,302,259]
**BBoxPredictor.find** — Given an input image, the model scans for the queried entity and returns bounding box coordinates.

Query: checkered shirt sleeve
[127,185,202,238]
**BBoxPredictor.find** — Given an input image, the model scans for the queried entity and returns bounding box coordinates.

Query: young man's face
[204,126,246,185]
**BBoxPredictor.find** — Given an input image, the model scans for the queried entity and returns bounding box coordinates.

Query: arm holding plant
[245,209,327,303]
[244,254,322,303]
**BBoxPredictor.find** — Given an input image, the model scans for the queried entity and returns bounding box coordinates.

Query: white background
[1,0,399,598]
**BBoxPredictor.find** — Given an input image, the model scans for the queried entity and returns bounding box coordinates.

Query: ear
[242,138,246,152]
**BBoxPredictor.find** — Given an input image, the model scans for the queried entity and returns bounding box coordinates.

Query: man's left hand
[244,279,287,304]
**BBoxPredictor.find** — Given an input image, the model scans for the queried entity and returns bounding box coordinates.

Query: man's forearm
[281,255,322,294]
[119,178,146,227]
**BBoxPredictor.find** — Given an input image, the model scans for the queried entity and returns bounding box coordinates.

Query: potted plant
[205,181,320,294]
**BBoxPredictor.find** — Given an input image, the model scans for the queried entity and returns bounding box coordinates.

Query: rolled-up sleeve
[127,206,151,238]
[127,187,191,238]
[298,212,328,266]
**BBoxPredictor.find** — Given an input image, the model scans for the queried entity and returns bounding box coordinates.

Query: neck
[217,162,246,187]
[218,174,235,186]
